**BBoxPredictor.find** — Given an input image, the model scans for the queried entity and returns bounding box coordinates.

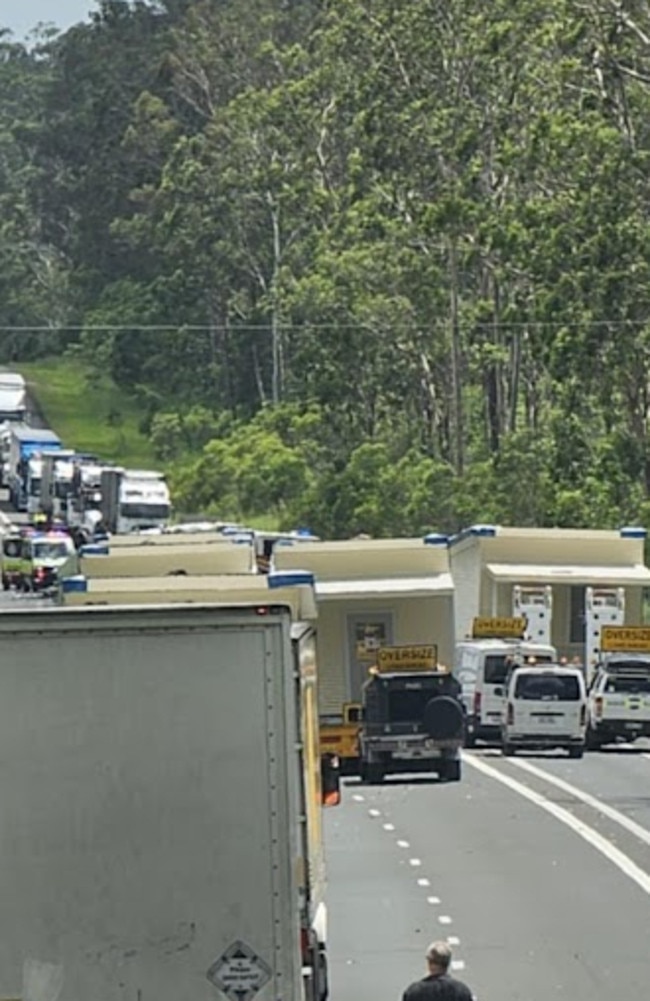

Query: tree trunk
[448,236,464,475]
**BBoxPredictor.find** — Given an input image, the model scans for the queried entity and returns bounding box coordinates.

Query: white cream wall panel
[481,532,644,568]
[81,544,252,578]
[314,595,454,712]
[274,538,450,579]
[449,540,482,642]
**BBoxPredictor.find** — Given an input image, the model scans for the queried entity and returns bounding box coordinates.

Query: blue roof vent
[448,524,498,546]
[61,575,88,593]
[268,570,315,589]
[80,543,110,557]
[468,524,497,537]
[620,526,647,539]
[423,533,448,546]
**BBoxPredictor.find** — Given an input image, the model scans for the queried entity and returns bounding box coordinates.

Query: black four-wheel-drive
[358,670,465,784]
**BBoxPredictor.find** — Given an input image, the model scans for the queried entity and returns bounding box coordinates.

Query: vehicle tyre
[464,727,477,749]
[439,758,461,782]
[317,945,329,1001]
[568,745,584,760]
[586,727,603,751]
[369,763,385,784]
[502,742,516,757]
[423,696,464,741]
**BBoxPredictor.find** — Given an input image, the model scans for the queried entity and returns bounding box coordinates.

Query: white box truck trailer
[0,597,338,1001]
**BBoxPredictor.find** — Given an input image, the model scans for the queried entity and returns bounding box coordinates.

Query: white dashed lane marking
[351,791,467,972]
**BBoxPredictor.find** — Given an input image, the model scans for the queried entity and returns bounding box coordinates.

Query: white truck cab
[587,653,650,749]
[500,665,587,758]
[455,636,557,746]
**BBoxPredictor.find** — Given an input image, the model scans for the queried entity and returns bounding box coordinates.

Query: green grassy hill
[18,357,158,467]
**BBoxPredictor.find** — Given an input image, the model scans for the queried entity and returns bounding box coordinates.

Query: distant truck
[0,588,339,1001]
[0,371,27,423]
[357,645,465,783]
[7,425,62,511]
[100,467,171,534]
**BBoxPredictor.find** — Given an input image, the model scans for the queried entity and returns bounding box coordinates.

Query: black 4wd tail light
[507,702,514,725]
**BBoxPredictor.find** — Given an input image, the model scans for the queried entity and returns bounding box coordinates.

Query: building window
[569,586,586,644]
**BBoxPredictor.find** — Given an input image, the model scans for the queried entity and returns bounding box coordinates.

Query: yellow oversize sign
[600,626,650,653]
[472,616,526,639]
[376,645,437,672]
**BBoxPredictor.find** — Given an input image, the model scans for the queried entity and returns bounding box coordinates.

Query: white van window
[514,674,581,701]
[484,655,509,684]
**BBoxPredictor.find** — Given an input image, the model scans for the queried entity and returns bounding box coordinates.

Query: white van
[500,665,587,758]
[454,638,557,746]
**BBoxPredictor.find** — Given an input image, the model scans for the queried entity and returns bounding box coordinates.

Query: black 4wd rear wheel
[438,758,461,782]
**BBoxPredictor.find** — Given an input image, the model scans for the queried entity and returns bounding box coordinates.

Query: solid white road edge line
[464,753,650,897]
[509,756,650,849]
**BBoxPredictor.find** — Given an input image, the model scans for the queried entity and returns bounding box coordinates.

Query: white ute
[500,664,587,758]
[587,654,650,749]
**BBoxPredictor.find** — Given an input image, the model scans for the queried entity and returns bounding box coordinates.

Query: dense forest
[3,0,650,536]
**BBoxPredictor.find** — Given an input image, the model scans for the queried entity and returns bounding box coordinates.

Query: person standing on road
[402,941,477,1001]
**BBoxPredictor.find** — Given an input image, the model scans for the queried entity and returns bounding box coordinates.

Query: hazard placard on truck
[376,644,437,672]
[471,616,526,640]
[600,626,650,653]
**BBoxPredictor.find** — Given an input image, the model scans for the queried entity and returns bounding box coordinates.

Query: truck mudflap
[302,926,329,1001]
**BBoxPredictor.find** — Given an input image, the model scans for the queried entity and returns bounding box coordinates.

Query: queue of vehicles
[0,370,174,594]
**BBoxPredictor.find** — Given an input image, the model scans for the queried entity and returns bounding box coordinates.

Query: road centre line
[354,796,468,970]
[465,753,650,897]
[508,756,650,849]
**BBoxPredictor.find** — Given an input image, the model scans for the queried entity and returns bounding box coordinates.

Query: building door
[346,613,394,701]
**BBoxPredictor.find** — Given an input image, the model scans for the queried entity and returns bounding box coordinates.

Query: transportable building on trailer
[273,535,455,767]
[449,524,650,676]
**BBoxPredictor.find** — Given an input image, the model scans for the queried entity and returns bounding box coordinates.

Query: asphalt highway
[325,746,650,1001]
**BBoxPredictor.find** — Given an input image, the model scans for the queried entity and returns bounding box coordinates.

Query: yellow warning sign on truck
[376,645,437,672]
[600,626,650,653]
[471,616,526,639]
